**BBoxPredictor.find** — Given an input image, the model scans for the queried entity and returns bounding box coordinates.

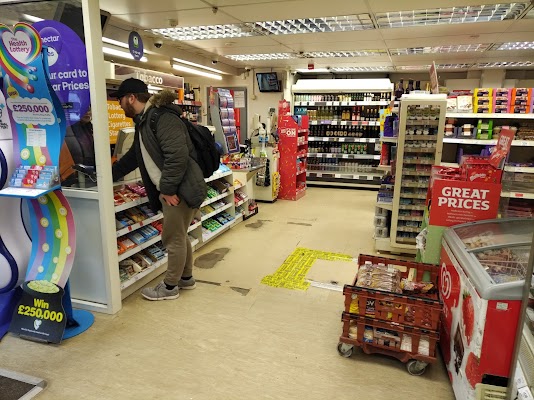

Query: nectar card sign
[429,179,501,227]
[489,128,515,170]
[128,31,143,61]
[33,20,90,127]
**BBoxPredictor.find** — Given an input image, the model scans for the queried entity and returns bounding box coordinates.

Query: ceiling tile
[100,0,205,14]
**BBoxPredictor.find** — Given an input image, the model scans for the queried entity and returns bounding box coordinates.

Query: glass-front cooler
[439,218,534,400]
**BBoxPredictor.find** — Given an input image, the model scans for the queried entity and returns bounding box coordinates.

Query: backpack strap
[148,106,183,136]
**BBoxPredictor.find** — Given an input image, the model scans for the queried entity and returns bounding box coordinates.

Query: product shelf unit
[278,113,309,201]
[442,111,534,217]
[292,79,394,189]
[375,95,447,254]
[116,167,247,299]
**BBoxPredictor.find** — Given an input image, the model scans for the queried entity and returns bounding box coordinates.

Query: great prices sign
[429,180,501,227]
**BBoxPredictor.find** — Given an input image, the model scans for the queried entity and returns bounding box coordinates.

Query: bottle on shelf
[395,79,404,101]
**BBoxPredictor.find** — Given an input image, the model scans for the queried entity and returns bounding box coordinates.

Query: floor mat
[261,247,354,290]
[0,368,46,399]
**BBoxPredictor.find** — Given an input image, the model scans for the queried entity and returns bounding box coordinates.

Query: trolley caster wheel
[337,343,354,358]
[406,360,427,376]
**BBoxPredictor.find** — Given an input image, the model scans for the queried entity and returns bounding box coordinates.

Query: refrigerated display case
[439,218,534,400]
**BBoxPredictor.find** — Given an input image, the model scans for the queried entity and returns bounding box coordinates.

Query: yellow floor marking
[261,247,353,290]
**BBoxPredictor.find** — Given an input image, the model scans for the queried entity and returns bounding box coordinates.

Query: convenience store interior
[1,0,534,399]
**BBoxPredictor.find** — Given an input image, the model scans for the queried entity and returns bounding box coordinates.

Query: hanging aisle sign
[0,22,76,343]
[128,31,144,61]
[114,64,184,89]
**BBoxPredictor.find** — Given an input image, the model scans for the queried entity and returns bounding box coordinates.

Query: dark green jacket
[112,93,207,211]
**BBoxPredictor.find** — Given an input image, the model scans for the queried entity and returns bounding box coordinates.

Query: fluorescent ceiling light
[103,47,147,62]
[172,58,226,74]
[304,50,388,58]
[22,14,43,23]
[152,14,373,41]
[436,63,474,69]
[103,37,156,55]
[226,53,295,61]
[172,64,222,80]
[375,3,529,28]
[477,61,534,68]
[390,44,489,55]
[396,65,431,71]
[493,41,534,50]
[332,66,390,72]
[153,24,254,41]
[252,14,374,35]
[295,68,331,73]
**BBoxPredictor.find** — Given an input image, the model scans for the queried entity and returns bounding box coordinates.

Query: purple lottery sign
[128,31,144,61]
[33,20,90,126]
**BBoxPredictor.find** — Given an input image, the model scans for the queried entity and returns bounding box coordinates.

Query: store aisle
[0,188,454,400]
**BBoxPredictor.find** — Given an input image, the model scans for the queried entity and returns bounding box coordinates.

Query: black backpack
[148,106,220,178]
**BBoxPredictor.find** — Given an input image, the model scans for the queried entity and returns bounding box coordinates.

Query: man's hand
[161,194,180,206]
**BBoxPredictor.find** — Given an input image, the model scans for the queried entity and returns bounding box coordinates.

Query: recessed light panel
[396,65,432,71]
[390,44,489,55]
[376,3,529,28]
[153,24,254,41]
[152,14,374,41]
[478,61,534,68]
[332,66,390,72]
[304,50,388,58]
[226,53,295,61]
[250,14,374,35]
[493,41,534,50]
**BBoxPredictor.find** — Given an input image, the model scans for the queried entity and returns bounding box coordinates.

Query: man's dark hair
[133,92,152,103]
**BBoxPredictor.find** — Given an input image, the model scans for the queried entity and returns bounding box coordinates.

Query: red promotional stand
[277,101,308,201]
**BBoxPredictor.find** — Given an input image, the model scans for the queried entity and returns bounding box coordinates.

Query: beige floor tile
[0,187,454,400]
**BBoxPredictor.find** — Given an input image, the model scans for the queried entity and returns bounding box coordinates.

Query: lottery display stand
[0,22,92,343]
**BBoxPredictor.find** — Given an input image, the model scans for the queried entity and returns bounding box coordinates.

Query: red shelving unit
[278,113,309,201]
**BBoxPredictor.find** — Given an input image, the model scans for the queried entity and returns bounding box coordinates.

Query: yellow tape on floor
[261,248,353,290]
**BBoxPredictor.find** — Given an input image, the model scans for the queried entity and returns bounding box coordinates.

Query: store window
[0,0,103,189]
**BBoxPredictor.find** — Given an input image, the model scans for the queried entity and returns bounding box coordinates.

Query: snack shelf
[188,221,202,232]
[309,120,380,127]
[116,212,164,238]
[404,147,436,153]
[118,234,162,262]
[403,159,434,165]
[501,191,534,200]
[376,201,393,210]
[398,215,424,221]
[307,171,382,180]
[120,256,168,291]
[443,138,534,146]
[440,162,460,168]
[115,196,149,213]
[235,198,247,207]
[404,135,439,141]
[399,204,426,210]
[201,202,233,222]
[295,101,389,107]
[205,170,232,183]
[402,182,429,188]
[403,170,432,176]
[233,182,244,190]
[201,217,238,243]
[446,112,534,119]
[308,152,381,160]
[381,137,398,143]
[397,226,421,233]
[377,164,392,171]
[504,166,534,173]
[200,191,233,208]
[400,193,427,199]
[309,137,379,143]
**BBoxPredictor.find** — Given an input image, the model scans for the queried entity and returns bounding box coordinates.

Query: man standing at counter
[110,78,207,301]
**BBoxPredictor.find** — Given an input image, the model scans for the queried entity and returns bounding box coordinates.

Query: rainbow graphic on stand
[25,191,75,288]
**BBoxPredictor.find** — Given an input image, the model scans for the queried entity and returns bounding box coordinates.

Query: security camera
[291,71,297,76]
[245,66,252,72]
[212,59,219,65]
[154,39,163,49]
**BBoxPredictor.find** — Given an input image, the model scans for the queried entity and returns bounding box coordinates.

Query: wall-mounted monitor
[256,72,281,92]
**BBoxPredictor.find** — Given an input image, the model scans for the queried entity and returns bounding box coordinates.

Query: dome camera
[212,59,219,65]
[154,39,163,49]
